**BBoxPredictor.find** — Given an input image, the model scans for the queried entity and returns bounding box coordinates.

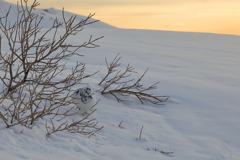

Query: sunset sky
[4,0,240,35]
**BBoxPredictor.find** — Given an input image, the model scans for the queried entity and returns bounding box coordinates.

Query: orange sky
[4,0,240,35]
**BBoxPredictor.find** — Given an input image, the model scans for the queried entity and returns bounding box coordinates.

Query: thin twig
[139,125,144,139]
[118,120,123,128]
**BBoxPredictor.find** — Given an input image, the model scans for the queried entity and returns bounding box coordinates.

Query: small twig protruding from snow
[148,148,174,154]
[137,125,144,140]
[118,120,123,128]
[160,151,174,154]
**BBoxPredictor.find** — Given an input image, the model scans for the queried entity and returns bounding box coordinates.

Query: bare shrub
[0,0,103,136]
[98,54,169,104]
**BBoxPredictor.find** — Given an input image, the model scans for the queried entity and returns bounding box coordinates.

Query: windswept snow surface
[1,3,240,160]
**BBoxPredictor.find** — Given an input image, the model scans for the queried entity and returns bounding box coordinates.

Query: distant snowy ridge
[0,0,114,28]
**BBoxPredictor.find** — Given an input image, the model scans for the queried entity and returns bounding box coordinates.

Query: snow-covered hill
[0,1,240,160]
[0,0,114,28]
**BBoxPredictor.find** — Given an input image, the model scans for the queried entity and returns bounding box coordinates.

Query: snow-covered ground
[1,1,240,160]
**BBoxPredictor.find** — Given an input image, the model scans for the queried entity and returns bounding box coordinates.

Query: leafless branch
[45,109,104,136]
[99,54,169,105]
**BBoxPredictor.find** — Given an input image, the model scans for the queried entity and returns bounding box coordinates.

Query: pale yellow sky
[4,0,240,35]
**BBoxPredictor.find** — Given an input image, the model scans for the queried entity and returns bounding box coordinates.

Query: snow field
[0,1,240,159]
